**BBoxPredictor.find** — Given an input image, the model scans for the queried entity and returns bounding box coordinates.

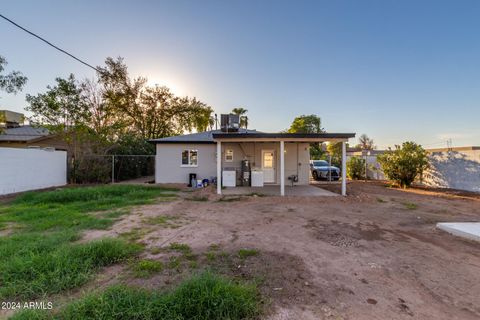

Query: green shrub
[377,142,429,188]
[346,157,365,180]
[12,272,260,320]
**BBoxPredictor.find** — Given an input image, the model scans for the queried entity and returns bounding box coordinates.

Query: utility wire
[0,13,101,73]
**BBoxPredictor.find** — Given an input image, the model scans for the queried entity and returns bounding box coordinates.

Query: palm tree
[358,134,375,150]
[231,107,248,128]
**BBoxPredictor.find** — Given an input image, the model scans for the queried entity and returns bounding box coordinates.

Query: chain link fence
[69,155,155,184]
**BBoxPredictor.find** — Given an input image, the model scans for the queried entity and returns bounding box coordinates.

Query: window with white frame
[225,149,234,162]
[181,149,198,166]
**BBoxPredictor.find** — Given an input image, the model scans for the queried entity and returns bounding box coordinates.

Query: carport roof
[213,132,355,142]
[150,130,355,144]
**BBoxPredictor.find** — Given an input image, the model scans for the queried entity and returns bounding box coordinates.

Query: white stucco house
[150,129,355,196]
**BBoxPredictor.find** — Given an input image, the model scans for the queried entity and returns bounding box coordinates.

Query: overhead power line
[0,13,101,73]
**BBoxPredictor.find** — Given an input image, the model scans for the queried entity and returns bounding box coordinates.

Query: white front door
[262,150,275,183]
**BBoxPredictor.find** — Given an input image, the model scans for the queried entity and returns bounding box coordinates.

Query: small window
[225,149,234,162]
[181,150,198,167]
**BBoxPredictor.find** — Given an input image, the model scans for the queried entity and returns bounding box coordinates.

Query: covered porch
[222,184,338,196]
[213,132,355,196]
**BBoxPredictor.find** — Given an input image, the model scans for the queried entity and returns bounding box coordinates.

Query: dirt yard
[83,181,480,320]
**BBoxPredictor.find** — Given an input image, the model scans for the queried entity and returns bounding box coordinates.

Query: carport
[213,132,355,196]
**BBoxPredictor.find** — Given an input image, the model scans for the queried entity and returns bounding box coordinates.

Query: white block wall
[0,147,67,195]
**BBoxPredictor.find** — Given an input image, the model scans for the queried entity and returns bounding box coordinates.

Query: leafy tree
[0,56,27,94]
[26,74,88,130]
[377,141,429,188]
[287,114,323,134]
[347,157,365,180]
[287,114,325,159]
[356,134,375,150]
[326,142,346,167]
[25,57,215,183]
[231,107,248,128]
[97,57,213,139]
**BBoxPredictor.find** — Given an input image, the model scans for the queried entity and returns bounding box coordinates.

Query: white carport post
[217,141,222,195]
[280,140,285,196]
[341,141,347,196]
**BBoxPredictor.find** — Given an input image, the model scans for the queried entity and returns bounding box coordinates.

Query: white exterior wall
[423,149,480,192]
[155,144,217,184]
[155,142,311,185]
[0,147,67,195]
[221,142,310,185]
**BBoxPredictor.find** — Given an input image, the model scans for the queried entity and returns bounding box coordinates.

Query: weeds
[238,248,259,259]
[0,185,174,300]
[0,238,140,299]
[403,202,418,210]
[132,259,163,278]
[169,242,192,255]
[12,272,260,320]
[143,215,182,228]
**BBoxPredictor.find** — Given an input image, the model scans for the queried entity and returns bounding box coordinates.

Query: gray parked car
[309,160,340,181]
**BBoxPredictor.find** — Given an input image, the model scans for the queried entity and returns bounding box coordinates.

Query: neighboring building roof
[427,146,480,153]
[0,125,51,142]
[149,129,355,144]
[149,129,258,144]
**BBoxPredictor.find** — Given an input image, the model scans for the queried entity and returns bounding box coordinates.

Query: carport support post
[341,141,346,196]
[280,140,285,196]
[216,141,222,195]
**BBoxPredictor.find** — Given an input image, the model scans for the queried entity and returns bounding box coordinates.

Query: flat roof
[150,130,355,144]
[213,132,355,142]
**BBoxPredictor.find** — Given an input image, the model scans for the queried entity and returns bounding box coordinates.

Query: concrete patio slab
[436,222,480,242]
[222,185,338,196]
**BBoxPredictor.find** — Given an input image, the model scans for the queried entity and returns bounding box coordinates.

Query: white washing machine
[222,170,236,187]
[251,170,264,187]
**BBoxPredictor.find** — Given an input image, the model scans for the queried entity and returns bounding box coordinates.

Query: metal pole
[112,155,115,184]
[280,141,285,196]
[341,142,347,196]
[364,153,368,182]
[328,154,332,182]
[217,142,222,195]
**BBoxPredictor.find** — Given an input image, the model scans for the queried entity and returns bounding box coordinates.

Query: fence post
[111,155,115,184]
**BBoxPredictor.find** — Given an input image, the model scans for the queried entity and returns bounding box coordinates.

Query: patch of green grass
[149,247,164,255]
[167,256,182,270]
[0,185,174,300]
[376,198,386,203]
[132,259,163,278]
[238,248,259,259]
[205,251,217,262]
[168,242,192,255]
[12,272,260,320]
[143,215,182,228]
[0,238,140,299]
[101,208,131,219]
[403,202,418,210]
[209,243,220,251]
[119,227,151,242]
[185,195,209,201]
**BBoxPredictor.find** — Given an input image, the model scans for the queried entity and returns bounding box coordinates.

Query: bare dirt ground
[78,181,480,319]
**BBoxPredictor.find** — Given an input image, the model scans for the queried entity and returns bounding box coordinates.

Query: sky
[1,0,479,149]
